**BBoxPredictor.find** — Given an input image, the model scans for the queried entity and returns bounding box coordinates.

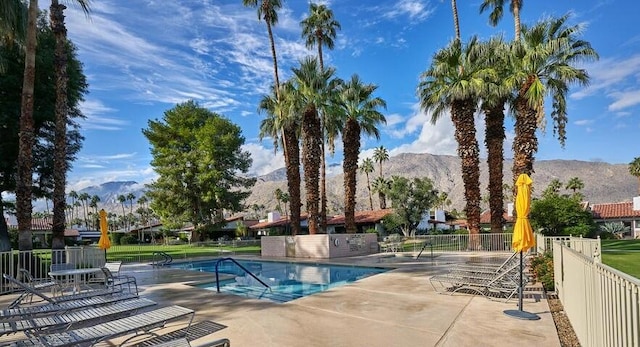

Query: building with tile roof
[589,199,640,238]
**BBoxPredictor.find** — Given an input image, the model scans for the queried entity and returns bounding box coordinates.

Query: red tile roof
[6,217,79,237]
[479,210,513,224]
[590,202,640,219]
[250,209,394,229]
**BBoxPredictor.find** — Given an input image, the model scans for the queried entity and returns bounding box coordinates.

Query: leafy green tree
[336,74,386,233]
[542,179,563,198]
[529,194,595,236]
[143,101,255,239]
[0,13,87,250]
[359,158,375,210]
[628,157,640,195]
[385,176,439,237]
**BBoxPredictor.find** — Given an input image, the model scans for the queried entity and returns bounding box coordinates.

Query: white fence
[553,239,640,347]
[410,233,513,252]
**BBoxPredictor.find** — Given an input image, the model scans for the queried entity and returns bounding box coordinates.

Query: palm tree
[0,0,26,72]
[629,157,640,195]
[243,0,282,91]
[68,190,78,222]
[50,0,90,251]
[89,195,100,229]
[451,0,461,41]
[78,192,90,228]
[300,2,341,232]
[336,75,386,233]
[418,38,486,237]
[509,16,598,184]
[117,194,127,230]
[258,82,302,235]
[15,0,38,250]
[373,146,389,179]
[372,177,390,210]
[479,37,511,233]
[360,158,375,210]
[565,177,584,194]
[290,57,337,234]
[280,192,289,218]
[126,192,136,217]
[274,188,283,213]
[479,0,523,40]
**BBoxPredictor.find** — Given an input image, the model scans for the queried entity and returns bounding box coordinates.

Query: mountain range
[47,153,638,216]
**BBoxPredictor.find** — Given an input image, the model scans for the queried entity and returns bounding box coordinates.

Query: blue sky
[42,0,639,191]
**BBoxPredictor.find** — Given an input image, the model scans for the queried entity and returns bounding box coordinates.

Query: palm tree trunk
[266,23,280,90]
[318,39,327,232]
[302,107,321,235]
[16,0,38,251]
[50,0,68,251]
[451,99,481,241]
[513,0,522,40]
[366,173,373,210]
[451,0,460,40]
[0,196,10,251]
[513,81,538,186]
[484,101,506,234]
[343,119,359,233]
[283,126,301,236]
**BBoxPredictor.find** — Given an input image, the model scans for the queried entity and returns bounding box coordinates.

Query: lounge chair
[13,269,59,306]
[429,257,522,301]
[0,298,156,337]
[0,291,139,322]
[8,305,195,346]
[89,266,138,295]
[152,337,231,347]
[3,274,124,309]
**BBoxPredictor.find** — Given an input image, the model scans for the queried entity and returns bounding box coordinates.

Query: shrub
[530,252,554,291]
[120,234,138,245]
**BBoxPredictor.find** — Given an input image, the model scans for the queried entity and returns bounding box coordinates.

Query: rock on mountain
[248,153,637,214]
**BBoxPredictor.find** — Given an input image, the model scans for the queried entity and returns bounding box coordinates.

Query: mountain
[248,153,637,215]
[30,153,635,216]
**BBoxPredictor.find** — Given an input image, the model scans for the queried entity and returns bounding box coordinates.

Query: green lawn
[601,240,640,279]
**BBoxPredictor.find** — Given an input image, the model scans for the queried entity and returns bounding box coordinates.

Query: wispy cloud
[574,119,594,126]
[383,0,434,23]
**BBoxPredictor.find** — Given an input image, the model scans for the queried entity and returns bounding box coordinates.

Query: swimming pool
[170,259,387,303]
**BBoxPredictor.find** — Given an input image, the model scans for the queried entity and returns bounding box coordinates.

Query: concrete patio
[0,252,561,347]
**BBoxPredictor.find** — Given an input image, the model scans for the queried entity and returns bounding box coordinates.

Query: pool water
[170,259,387,303]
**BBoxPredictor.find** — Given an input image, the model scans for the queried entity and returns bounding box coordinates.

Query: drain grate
[134,320,228,346]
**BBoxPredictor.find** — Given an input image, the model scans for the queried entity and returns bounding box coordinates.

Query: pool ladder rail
[214,257,271,293]
[152,251,173,267]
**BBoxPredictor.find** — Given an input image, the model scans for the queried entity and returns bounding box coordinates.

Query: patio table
[49,268,102,294]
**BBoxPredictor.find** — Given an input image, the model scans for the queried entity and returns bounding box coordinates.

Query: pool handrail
[152,251,173,267]
[214,257,271,293]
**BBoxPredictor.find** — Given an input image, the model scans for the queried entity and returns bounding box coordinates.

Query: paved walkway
[0,252,561,347]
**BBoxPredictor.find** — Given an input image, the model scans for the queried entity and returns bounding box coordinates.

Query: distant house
[5,216,80,246]
[589,199,640,238]
[479,210,514,231]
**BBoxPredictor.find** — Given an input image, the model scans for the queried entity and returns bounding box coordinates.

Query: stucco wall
[261,234,378,258]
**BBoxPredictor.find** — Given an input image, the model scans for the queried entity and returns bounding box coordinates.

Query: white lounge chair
[0,298,156,337]
[9,305,195,346]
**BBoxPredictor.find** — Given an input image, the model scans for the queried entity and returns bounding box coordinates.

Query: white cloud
[608,90,640,111]
[384,0,434,22]
[243,143,285,176]
[574,119,595,126]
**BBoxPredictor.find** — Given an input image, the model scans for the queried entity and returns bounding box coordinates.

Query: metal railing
[553,240,640,347]
[214,257,270,293]
[408,233,513,252]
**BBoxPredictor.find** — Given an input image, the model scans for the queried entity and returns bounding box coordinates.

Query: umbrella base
[503,309,540,320]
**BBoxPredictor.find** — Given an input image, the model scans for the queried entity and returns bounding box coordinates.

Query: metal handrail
[152,251,172,267]
[214,257,271,293]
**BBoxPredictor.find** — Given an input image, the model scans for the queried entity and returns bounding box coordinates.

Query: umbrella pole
[504,250,540,320]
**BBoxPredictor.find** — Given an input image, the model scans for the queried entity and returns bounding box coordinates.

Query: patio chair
[0,298,156,337]
[3,274,124,309]
[0,291,139,322]
[9,305,195,346]
[89,266,138,295]
[152,337,231,347]
[429,258,522,301]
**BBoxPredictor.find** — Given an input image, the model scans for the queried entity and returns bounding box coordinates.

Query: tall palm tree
[451,0,461,41]
[509,16,598,183]
[336,75,386,233]
[258,82,302,235]
[15,0,38,250]
[274,188,283,213]
[50,0,90,251]
[300,2,341,232]
[629,157,640,195]
[126,192,136,216]
[418,38,486,237]
[243,0,282,92]
[480,0,523,40]
[78,192,90,228]
[360,158,375,210]
[290,57,337,234]
[68,190,78,223]
[117,194,127,230]
[373,146,389,179]
[479,37,510,233]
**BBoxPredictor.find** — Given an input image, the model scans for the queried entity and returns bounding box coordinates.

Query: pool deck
[0,252,561,347]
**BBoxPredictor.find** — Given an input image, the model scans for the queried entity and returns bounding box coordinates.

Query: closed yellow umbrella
[98,209,111,250]
[505,173,539,320]
[512,174,535,252]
